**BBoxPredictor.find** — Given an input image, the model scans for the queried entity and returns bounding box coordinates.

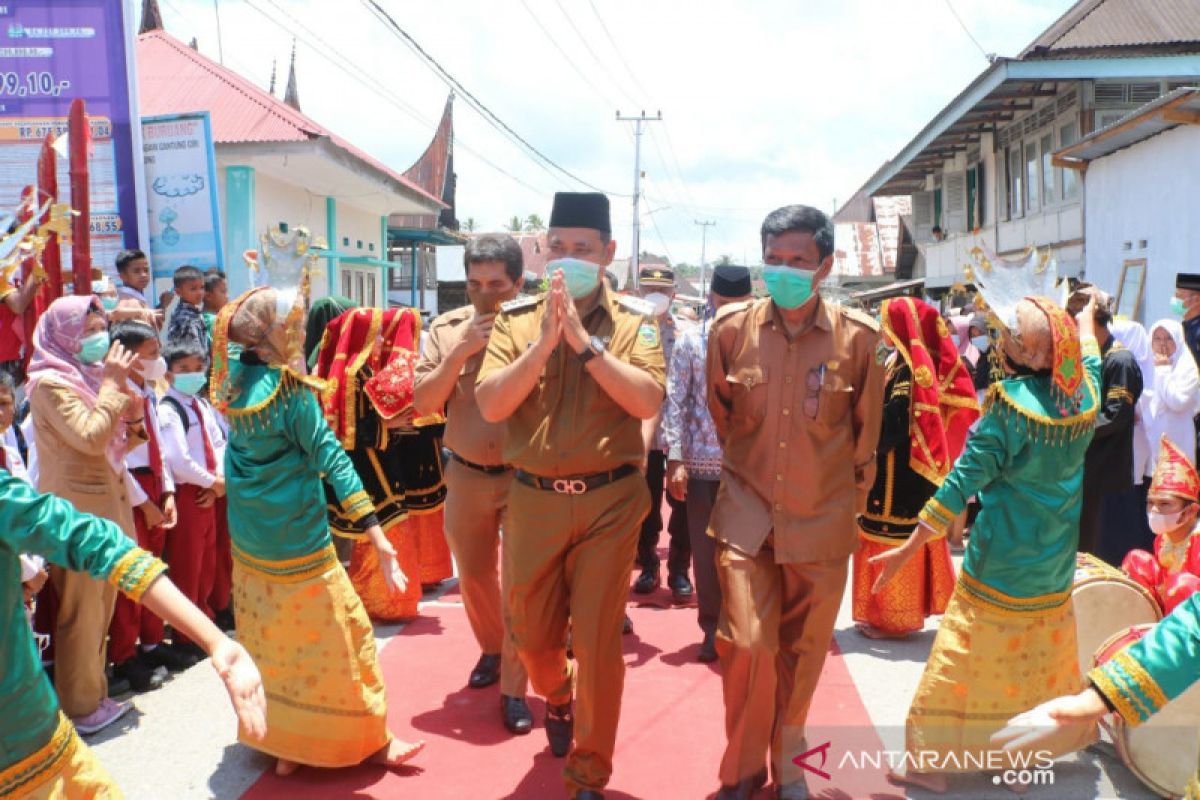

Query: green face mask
[551,258,602,299]
[762,266,816,310]
[172,371,208,397]
[1171,297,1187,317]
[78,332,110,364]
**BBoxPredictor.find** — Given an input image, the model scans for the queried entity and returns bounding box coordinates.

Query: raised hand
[539,271,565,351]
[210,637,268,741]
[457,312,496,357]
[102,341,138,385]
[558,271,590,353]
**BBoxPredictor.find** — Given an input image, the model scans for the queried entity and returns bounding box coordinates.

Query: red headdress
[312,307,421,448]
[880,297,981,485]
[1149,434,1200,502]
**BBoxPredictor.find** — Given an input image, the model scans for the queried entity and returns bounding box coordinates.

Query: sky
[155,0,1077,265]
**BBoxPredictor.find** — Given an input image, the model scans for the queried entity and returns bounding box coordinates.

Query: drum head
[1072,573,1160,677]
[1113,681,1200,797]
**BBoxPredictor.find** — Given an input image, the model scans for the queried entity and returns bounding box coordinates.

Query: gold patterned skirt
[853,530,956,634]
[401,426,451,584]
[0,713,120,799]
[231,544,391,767]
[905,582,1090,770]
[347,515,422,621]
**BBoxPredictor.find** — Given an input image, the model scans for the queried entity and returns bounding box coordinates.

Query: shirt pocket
[816,372,855,428]
[726,365,769,425]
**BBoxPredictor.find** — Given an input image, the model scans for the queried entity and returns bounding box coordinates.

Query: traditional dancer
[0,470,265,798]
[994,590,1200,799]
[873,294,1102,793]
[853,297,978,639]
[210,238,424,776]
[1123,435,1200,613]
[312,304,424,620]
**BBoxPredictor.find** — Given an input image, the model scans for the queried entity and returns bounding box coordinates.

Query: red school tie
[190,398,218,472]
[144,395,164,499]
[0,446,7,472]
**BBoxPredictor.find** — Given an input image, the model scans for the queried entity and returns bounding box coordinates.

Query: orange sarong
[852,529,956,634]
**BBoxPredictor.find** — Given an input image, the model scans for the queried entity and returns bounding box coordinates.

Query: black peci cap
[549,192,611,235]
[710,264,752,298]
[1177,273,1200,291]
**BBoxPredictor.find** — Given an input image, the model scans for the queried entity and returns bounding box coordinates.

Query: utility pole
[616,110,661,289]
[695,219,715,296]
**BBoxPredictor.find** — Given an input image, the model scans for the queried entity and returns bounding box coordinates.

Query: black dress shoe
[545,701,573,757]
[501,695,533,735]
[140,643,196,673]
[114,656,164,692]
[632,568,660,594]
[668,572,694,602]
[106,674,131,698]
[697,632,718,663]
[622,614,633,635]
[715,768,768,800]
[468,653,501,689]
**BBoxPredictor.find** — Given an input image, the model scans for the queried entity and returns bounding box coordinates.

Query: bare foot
[370,738,425,768]
[887,767,948,793]
[275,758,299,777]
[857,623,911,640]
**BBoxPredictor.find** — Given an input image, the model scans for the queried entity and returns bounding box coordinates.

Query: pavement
[87,547,1161,799]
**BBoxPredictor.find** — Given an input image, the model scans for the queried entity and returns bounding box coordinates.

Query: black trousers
[636,450,691,574]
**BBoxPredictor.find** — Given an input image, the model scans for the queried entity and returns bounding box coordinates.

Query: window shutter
[943,171,968,234]
[912,191,934,242]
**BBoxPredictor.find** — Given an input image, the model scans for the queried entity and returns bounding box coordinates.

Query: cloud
[152,173,206,198]
[159,0,1072,264]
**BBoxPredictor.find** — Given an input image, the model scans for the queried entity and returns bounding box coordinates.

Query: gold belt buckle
[552,478,588,495]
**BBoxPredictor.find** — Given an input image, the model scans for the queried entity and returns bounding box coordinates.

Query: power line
[551,0,640,109]
[585,0,654,103]
[942,0,993,62]
[516,0,620,111]
[242,0,554,197]
[361,0,624,196]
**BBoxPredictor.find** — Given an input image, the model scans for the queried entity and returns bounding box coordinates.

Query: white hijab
[1148,319,1199,418]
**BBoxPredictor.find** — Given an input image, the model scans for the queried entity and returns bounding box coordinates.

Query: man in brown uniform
[476,192,665,800]
[414,234,532,735]
[707,205,885,800]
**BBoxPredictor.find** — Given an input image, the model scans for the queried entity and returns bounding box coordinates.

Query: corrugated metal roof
[136,30,444,209]
[1054,86,1200,163]
[1022,0,1200,56]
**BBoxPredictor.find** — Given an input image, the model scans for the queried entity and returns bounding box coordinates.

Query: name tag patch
[638,323,660,348]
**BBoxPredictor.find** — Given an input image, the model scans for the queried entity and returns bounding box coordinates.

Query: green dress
[0,471,164,786]
[1089,592,1200,798]
[222,360,376,563]
[918,339,1101,608]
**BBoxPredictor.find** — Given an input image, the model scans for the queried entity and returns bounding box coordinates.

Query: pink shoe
[72,697,131,735]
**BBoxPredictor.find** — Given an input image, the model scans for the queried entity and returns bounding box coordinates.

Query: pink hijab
[26,294,127,472]
[950,315,980,366]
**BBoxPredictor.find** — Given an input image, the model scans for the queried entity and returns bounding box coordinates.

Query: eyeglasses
[804,368,822,419]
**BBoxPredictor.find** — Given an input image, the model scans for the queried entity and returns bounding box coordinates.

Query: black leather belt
[449,452,511,475]
[514,464,638,495]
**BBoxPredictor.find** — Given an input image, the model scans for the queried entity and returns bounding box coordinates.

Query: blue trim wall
[223,165,255,297]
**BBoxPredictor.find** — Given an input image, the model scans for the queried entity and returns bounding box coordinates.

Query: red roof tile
[136,30,444,208]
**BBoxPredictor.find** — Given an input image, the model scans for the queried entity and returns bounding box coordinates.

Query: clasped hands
[537,269,591,355]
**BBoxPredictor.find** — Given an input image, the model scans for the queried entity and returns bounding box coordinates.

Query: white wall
[1083,124,1200,326]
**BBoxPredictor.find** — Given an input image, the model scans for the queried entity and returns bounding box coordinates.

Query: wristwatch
[577,335,606,365]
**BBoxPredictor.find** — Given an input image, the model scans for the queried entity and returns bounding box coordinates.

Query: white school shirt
[123,381,176,506]
[158,387,222,488]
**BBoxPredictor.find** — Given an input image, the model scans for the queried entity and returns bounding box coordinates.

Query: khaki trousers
[715,539,849,787]
[504,472,649,795]
[50,567,118,718]
[443,458,528,697]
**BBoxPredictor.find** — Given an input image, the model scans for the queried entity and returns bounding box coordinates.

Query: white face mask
[970,335,989,351]
[1148,510,1186,536]
[138,356,167,382]
[643,292,671,317]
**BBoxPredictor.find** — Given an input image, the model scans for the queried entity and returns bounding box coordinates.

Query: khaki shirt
[477,285,666,476]
[415,304,506,467]
[706,296,885,563]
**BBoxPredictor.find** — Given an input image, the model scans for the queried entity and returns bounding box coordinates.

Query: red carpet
[243,580,896,799]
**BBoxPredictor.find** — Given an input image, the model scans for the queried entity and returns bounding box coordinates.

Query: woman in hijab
[312,305,425,620]
[1146,319,1200,466]
[210,286,424,776]
[26,295,144,733]
[854,298,980,638]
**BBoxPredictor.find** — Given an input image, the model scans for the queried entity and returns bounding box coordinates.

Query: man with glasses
[705,205,885,800]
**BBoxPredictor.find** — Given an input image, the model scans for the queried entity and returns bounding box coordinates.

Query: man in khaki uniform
[476,192,665,800]
[414,234,532,735]
[706,205,885,800]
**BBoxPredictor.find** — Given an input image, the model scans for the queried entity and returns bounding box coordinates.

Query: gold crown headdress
[243,224,327,368]
[964,244,1060,333]
[0,194,74,291]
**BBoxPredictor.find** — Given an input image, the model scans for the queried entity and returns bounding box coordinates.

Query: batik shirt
[649,314,679,453]
[663,321,721,480]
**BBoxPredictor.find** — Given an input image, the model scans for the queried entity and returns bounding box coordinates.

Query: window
[1040,133,1054,206]
[1025,141,1039,214]
[1008,144,1024,219]
[1059,121,1080,200]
